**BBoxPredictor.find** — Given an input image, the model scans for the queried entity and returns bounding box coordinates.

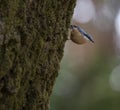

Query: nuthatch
[69,25,94,44]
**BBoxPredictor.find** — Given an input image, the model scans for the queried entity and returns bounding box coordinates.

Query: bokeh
[50,0,120,110]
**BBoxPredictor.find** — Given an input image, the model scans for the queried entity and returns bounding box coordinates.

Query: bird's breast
[70,29,87,44]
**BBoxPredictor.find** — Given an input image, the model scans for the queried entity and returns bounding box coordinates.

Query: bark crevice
[0,0,76,110]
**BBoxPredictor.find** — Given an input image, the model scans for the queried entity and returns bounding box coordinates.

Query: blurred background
[50,0,120,110]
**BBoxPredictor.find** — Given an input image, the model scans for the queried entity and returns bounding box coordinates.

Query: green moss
[0,0,76,110]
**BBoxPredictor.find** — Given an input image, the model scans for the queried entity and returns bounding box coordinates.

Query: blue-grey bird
[70,25,94,44]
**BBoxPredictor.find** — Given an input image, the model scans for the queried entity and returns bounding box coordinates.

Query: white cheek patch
[83,35,90,41]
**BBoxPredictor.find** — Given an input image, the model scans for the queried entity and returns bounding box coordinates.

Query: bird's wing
[77,26,94,43]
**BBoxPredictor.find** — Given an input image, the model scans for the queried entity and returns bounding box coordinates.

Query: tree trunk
[0,0,76,110]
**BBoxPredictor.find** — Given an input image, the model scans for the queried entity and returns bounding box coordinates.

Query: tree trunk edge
[0,0,76,110]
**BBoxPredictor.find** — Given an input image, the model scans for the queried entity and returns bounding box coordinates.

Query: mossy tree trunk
[0,0,76,110]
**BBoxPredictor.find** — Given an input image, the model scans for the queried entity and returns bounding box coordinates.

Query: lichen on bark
[0,0,76,110]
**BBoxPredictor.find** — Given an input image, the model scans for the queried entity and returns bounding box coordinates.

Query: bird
[69,25,94,44]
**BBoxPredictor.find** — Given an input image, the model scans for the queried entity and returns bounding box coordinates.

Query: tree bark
[0,0,76,110]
